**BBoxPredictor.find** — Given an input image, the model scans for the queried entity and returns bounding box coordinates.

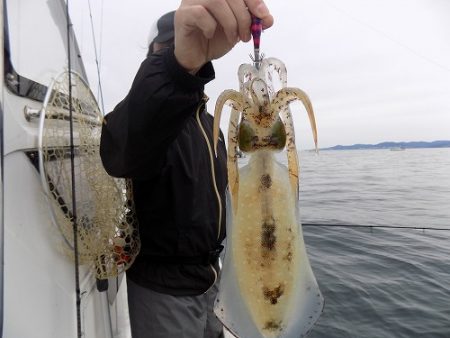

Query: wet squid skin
[233,151,301,336]
[213,58,321,338]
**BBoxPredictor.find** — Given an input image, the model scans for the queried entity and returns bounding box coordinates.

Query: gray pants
[127,278,224,338]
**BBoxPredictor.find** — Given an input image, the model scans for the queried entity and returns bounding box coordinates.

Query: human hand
[174,0,273,74]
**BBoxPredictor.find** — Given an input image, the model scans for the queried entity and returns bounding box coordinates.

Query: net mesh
[39,71,140,279]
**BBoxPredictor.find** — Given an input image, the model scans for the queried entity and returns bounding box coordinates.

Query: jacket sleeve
[100,47,215,178]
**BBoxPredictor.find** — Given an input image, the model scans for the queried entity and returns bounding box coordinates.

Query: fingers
[179,0,273,43]
[176,5,218,40]
[226,0,252,42]
[205,0,242,44]
[174,0,273,69]
[179,0,239,45]
[215,0,274,41]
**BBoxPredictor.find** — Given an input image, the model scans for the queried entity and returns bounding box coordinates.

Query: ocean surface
[292,148,450,338]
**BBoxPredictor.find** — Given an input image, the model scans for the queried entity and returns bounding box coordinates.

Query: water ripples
[293,149,450,337]
[305,227,450,337]
[237,149,450,336]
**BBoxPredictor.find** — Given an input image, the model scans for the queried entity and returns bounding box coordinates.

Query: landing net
[38,71,140,279]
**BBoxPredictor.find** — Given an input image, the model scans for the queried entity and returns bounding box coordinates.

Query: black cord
[65,2,82,337]
[302,223,450,231]
[87,0,105,115]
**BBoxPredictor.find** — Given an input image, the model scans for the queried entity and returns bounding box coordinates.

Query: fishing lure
[213,16,324,338]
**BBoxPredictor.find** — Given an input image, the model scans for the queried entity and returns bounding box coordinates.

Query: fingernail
[256,2,269,16]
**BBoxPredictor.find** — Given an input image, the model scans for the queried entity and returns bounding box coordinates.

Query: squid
[212,56,324,338]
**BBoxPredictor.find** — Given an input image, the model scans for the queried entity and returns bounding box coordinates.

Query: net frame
[38,70,140,279]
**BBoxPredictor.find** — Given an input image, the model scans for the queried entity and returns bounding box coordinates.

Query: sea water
[229,148,450,338]
[297,148,450,338]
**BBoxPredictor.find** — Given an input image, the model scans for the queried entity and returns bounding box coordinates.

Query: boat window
[3,0,87,102]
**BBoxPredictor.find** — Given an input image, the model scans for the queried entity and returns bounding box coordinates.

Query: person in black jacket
[100,1,273,337]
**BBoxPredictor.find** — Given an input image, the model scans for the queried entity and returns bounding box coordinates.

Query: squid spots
[261,218,277,251]
[284,250,293,263]
[264,320,283,332]
[260,174,272,189]
[263,283,285,305]
[283,235,293,263]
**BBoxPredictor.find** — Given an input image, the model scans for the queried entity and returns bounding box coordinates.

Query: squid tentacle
[271,87,318,150]
[213,89,247,156]
[227,109,241,213]
[214,90,252,215]
[272,87,318,199]
[261,59,301,198]
[249,78,271,109]
[261,57,288,98]
[238,64,258,99]
[281,106,301,199]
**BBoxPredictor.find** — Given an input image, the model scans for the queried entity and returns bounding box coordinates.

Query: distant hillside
[324,140,450,150]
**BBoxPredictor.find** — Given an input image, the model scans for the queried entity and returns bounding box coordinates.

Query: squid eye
[270,119,287,150]
[238,121,257,152]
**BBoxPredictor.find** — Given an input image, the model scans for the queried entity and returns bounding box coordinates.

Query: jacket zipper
[195,103,222,288]
[195,105,223,241]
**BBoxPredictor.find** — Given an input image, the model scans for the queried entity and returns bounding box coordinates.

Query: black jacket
[100,47,227,296]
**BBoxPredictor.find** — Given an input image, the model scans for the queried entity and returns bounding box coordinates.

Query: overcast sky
[71,0,450,149]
